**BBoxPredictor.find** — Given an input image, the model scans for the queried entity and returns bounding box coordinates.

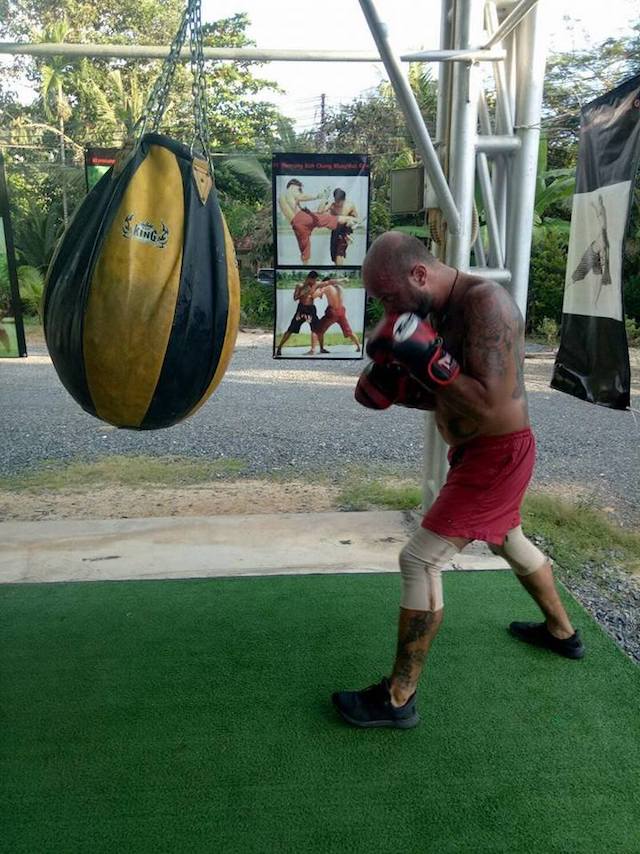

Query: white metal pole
[505,0,548,317]
[358,0,461,234]
[482,0,540,48]
[422,0,456,512]
[423,0,484,511]
[446,0,483,271]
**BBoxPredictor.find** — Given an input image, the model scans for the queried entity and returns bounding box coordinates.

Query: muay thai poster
[0,154,27,358]
[551,74,640,409]
[273,269,365,359]
[84,147,119,191]
[272,152,370,268]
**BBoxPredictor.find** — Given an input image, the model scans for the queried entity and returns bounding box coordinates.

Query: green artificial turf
[1,572,639,853]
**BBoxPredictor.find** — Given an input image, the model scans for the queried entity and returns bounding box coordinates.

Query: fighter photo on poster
[274,269,365,360]
[273,153,370,268]
[0,154,27,358]
[562,182,628,322]
[84,147,119,191]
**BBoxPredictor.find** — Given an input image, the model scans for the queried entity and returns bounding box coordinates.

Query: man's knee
[491,526,548,576]
[399,528,458,612]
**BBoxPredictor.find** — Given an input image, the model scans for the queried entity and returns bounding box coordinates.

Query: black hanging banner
[551,73,640,409]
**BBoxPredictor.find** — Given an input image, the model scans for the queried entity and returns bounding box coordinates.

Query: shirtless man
[318,188,359,265]
[275,271,323,357]
[332,231,584,729]
[309,276,361,354]
[279,179,358,265]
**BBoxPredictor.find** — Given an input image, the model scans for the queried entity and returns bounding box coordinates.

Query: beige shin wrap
[489,526,547,576]
[399,528,458,612]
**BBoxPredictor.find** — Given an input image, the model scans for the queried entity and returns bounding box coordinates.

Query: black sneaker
[509,621,585,659]
[331,677,420,728]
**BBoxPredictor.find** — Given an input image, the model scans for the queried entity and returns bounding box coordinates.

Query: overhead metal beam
[475,135,521,154]
[0,43,386,61]
[471,267,512,283]
[401,48,506,62]
[0,43,506,63]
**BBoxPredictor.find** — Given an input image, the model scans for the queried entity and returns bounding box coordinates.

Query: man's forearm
[433,372,493,419]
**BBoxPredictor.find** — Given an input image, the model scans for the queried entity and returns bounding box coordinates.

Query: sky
[201,0,639,130]
[1,0,637,127]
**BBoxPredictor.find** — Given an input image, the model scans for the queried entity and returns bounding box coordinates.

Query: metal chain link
[187,0,213,168]
[137,4,190,139]
[136,0,213,170]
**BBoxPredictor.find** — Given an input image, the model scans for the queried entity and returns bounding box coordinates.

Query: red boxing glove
[390,313,460,387]
[365,314,398,365]
[355,362,407,409]
[395,375,438,410]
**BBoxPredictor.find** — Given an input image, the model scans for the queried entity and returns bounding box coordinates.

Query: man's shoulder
[464,277,505,300]
[462,278,519,317]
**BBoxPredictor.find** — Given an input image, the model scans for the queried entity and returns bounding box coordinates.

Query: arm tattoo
[511,306,525,400]
[464,286,524,388]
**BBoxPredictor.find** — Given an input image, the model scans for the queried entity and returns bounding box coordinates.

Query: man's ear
[409,262,429,287]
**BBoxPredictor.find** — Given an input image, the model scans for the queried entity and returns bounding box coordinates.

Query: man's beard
[415,293,433,318]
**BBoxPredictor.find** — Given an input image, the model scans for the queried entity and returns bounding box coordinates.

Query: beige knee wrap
[399,528,457,612]
[489,526,547,576]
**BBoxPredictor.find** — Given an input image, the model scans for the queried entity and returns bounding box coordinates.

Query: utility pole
[318,93,327,152]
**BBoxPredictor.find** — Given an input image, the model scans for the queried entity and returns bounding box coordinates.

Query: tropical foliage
[1,3,639,332]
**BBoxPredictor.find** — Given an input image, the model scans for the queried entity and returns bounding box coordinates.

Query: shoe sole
[333,704,421,729]
[508,626,586,659]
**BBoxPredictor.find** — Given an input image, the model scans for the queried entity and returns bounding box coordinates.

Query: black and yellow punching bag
[43,0,240,430]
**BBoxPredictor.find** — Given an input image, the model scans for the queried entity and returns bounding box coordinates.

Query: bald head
[362,231,439,315]
[363,232,436,285]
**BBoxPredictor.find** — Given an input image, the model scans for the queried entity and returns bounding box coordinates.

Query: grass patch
[0,455,247,492]
[522,492,640,576]
[337,474,421,511]
[280,331,361,349]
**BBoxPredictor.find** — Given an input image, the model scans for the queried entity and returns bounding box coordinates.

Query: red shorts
[316,305,353,337]
[330,225,351,262]
[291,210,339,262]
[422,428,536,545]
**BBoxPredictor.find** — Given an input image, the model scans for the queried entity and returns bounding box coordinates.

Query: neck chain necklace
[432,268,459,330]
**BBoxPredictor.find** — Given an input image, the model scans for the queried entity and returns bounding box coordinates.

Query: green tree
[542,24,640,169]
[322,65,437,240]
[528,228,569,332]
[38,18,75,224]
[532,135,574,245]
[1,2,291,269]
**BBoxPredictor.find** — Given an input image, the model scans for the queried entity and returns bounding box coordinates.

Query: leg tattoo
[390,608,443,705]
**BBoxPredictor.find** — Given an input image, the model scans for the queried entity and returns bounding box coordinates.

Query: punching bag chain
[137,0,213,171]
[187,0,214,170]
[139,3,190,136]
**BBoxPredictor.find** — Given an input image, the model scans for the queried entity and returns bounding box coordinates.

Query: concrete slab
[0,511,508,585]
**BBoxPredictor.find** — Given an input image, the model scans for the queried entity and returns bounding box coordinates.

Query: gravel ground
[3,329,639,525]
[531,533,640,665]
[2,329,640,664]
